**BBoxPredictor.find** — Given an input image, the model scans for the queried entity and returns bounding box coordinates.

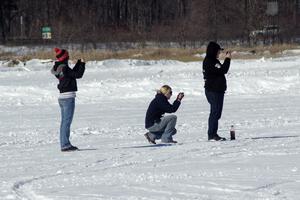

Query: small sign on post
[42,26,52,39]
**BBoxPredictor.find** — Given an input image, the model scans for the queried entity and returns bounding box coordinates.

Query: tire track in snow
[12,174,61,200]
[11,158,108,200]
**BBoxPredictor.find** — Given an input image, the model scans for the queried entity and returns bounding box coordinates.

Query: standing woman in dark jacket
[51,48,85,151]
[203,41,231,141]
[145,85,184,144]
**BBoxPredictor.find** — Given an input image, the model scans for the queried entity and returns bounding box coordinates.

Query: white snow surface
[0,56,300,200]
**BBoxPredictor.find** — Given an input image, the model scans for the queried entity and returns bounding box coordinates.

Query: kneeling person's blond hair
[157,85,172,95]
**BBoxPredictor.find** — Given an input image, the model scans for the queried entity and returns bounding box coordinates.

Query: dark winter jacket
[145,93,181,128]
[51,60,85,93]
[203,42,231,92]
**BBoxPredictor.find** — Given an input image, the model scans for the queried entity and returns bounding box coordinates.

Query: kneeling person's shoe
[162,139,178,144]
[144,132,156,144]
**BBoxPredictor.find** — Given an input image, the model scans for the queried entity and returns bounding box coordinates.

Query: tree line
[0,0,299,46]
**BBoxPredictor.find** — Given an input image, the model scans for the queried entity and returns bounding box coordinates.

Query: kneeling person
[145,85,184,144]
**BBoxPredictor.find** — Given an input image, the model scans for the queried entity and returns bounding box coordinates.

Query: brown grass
[227,43,300,60]
[0,43,299,62]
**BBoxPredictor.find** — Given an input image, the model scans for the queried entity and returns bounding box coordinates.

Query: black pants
[205,89,224,139]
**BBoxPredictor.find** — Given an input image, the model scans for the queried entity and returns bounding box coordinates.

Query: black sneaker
[144,132,156,144]
[215,134,226,141]
[215,135,226,141]
[61,145,79,152]
[208,135,226,141]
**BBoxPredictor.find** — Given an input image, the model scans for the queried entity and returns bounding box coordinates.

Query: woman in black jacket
[203,41,231,141]
[51,48,85,151]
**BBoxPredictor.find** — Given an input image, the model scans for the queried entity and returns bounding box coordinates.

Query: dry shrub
[228,44,300,59]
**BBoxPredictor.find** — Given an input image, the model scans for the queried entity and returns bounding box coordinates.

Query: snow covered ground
[0,55,300,200]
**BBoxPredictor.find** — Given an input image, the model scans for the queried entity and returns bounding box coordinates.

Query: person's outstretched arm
[64,59,85,79]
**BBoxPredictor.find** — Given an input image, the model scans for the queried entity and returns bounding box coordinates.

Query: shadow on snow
[248,135,299,140]
[122,143,174,149]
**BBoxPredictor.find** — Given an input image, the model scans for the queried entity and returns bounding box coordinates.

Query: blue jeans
[147,115,177,142]
[205,90,224,139]
[58,98,75,149]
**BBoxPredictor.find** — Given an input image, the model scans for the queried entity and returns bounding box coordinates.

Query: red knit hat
[54,48,69,62]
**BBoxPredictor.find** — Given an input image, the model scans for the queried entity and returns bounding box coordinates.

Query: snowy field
[0,55,300,200]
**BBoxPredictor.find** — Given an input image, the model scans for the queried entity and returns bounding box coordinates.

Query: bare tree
[0,0,18,43]
[0,0,298,45]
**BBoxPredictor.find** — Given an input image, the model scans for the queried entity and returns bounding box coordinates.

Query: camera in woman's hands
[225,51,232,59]
[177,92,185,101]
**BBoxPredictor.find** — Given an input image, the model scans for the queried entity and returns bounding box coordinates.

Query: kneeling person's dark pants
[205,89,224,139]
